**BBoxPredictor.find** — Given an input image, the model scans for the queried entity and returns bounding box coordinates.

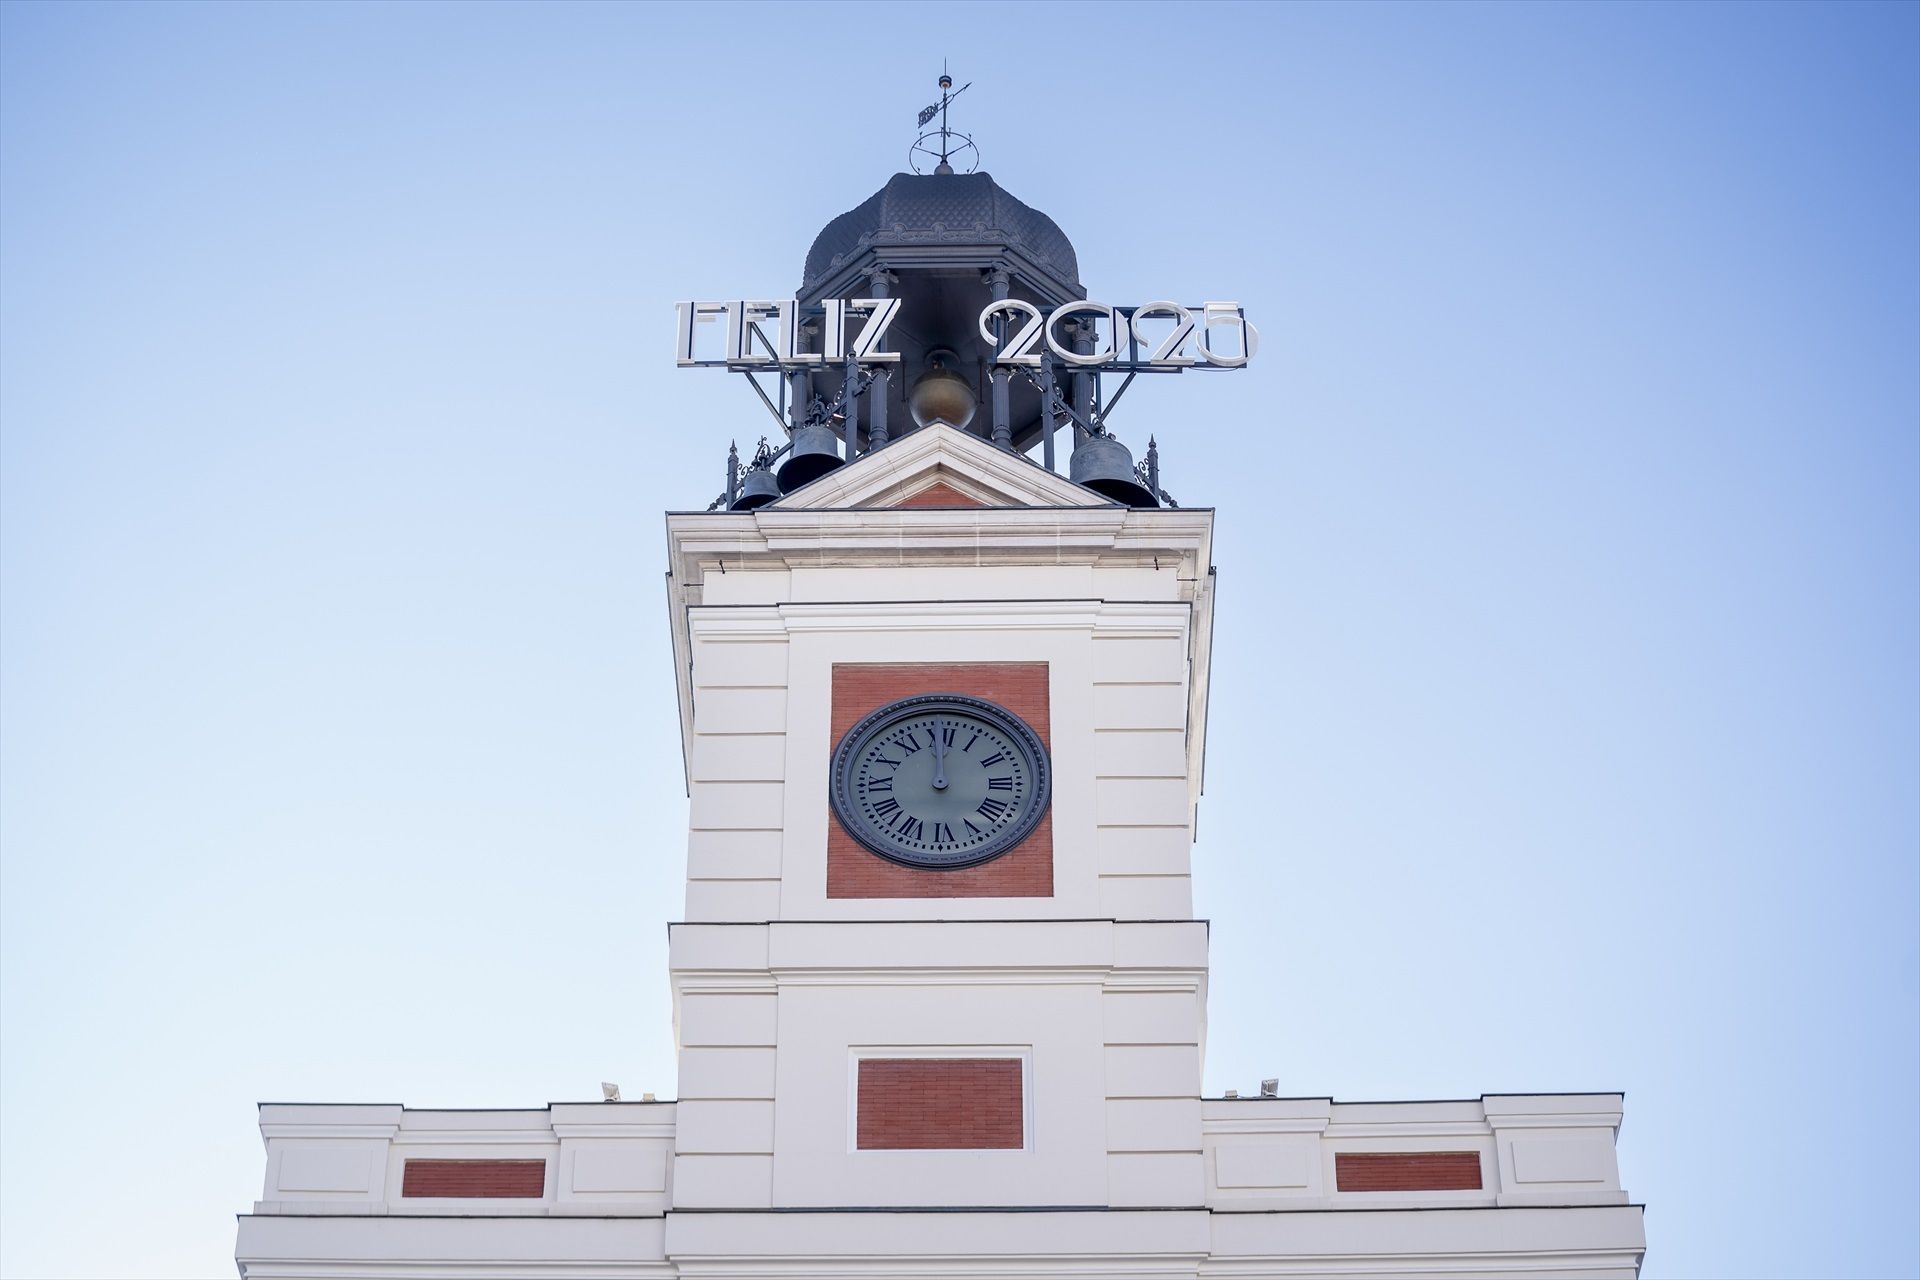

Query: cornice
[1320,1119,1492,1140]
[674,965,1204,995]
[667,516,1208,577]
[1481,1107,1625,1132]
[549,1121,677,1141]
[259,1122,400,1141]
[384,1127,560,1147]
[684,599,1191,641]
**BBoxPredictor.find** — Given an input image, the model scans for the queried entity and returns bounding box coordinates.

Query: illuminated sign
[675,299,1257,372]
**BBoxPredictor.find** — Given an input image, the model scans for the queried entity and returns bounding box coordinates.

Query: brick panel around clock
[828,662,1052,898]
[1334,1151,1484,1192]
[856,1057,1025,1149]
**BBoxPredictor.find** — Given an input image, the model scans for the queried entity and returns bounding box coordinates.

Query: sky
[0,1,1915,1275]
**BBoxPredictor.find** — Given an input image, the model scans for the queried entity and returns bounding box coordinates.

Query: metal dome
[799,171,1080,298]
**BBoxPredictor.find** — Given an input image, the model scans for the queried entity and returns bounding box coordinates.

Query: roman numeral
[932,822,954,844]
[977,797,1009,821]
[865,777,892,792]
[898,732,922,755]
[941,724,956,746]
[964,733,978,752]
[900,816,924,841]
[871,798,900,818]
[979,752,1005,766]
[964,819,983,836]
[987,776,1014,791]
[872,754,900,768]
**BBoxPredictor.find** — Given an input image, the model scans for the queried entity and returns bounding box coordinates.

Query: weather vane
[910,63,976,175]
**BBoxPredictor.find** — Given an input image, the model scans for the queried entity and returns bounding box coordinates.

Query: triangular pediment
[771,422,1113,510]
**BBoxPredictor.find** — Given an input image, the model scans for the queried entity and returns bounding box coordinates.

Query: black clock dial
[830,694,1050,869]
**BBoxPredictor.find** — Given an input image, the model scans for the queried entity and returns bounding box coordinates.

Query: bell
[776,422,846,492]
[1069,433,1159,507]
[730,468,781,511]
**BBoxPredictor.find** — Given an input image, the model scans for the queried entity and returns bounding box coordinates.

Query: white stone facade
[236,426,1644,1277]
[241,1093,1636,1276]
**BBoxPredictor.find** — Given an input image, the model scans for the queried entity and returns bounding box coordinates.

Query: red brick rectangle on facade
[1335,1151,1483,1192]
[890,480,985,508]
[400,1159,546,1199]
[828,663,1052,899]
[856,1057,1024,1150]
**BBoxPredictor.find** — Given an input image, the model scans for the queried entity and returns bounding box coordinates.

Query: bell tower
[689,75,1176,516]
[664,126,1217,1228]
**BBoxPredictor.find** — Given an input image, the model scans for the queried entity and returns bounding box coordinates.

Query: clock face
[830,693,1050,869]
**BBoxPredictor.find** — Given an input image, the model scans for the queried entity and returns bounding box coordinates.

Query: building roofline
[1202,1091,1626,1105]
[255,1100,676,1111]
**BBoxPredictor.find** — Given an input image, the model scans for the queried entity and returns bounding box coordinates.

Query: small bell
[730,468,781,510]
[776,422,846,492]
[1069,433,1158,507]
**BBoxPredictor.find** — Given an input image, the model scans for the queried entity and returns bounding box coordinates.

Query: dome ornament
[908,65,977,176]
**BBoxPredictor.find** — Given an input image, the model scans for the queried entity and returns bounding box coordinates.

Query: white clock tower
[663,420,1218,1227]
[237,117,1646,1276]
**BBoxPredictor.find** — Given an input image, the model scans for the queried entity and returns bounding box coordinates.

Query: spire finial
[910,66,977,176]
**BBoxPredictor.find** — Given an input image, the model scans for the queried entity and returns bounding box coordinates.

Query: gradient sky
[2,2,1915,1276]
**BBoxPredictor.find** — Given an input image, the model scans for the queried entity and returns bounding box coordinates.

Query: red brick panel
[1335,1151,1483,1192]
[828,663,1052,899]
[891,481,984,508]
[856,1058,1024,1150]
[400,1159,546,1199]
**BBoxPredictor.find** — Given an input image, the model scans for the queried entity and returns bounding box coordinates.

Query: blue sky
[1,2,1915,1275]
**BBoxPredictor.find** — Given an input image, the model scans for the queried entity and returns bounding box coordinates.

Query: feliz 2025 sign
[674,298,1258,370]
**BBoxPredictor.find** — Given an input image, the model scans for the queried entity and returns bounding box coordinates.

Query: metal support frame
[788,370,812,431]
[1039,355,1057,472]
[985,268,1013,450]
[1100,369,1139,422]
[693,294,1238,507]
[1072,320,1095,448]
[1018,357,1101,441]
[742,371,788,431]
[689,301,1247,465]
[842,354,860,459]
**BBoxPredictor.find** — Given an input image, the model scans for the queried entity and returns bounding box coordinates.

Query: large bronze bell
[776,423,846,493]
[1069,433,1158,507]
[730,468,781,511]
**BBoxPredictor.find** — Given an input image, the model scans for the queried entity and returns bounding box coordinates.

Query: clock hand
[931,718,947,790]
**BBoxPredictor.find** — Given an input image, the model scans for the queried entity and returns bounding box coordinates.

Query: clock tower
[664,416,1215,1221]
[236,97,1646,1275]
[661,129,1223,1228]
